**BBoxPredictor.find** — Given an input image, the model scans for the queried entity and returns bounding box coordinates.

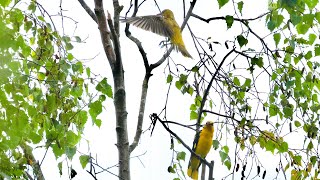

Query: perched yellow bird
[121,9,192,58]
[187,121,214,180]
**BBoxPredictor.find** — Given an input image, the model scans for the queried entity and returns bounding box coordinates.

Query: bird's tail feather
[177,44,193,59]
[187,167,198,180]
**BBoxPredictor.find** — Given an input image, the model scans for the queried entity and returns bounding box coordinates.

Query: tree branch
[196,48,235,131]
[150,113,212,167]
[78,0,97,23]
[21,142,45,180]
[129,74,150,153]
[94,0,116,68]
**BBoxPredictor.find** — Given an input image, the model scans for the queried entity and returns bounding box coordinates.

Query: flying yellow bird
[121,9,192,58]
[187,121,214,180]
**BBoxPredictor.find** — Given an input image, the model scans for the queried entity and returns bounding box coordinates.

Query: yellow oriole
[187,121,214,179]
[121,9,192,58]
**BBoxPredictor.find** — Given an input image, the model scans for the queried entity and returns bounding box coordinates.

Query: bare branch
[78,0,97,23]
[196,48,235,131]
[151,113,212,167]
[94,0,116,67]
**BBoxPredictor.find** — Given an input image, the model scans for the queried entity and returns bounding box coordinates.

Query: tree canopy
[1,0,320,180]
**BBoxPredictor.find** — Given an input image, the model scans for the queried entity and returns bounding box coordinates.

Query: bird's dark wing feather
[121,15,173,37]
[188,130,202,167]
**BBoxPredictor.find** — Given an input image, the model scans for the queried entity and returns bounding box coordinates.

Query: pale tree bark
[21,142,45,180]
[80,0,130,179]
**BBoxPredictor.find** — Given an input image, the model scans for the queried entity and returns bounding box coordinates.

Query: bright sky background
[28,0,299,179]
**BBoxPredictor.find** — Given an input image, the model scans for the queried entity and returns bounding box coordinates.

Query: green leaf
[66,130,79,147]
[314,45,320,56]
[94,119,102,128]
[294,120,301,127]
[243,78,252,87]
[233,77,240,86]
[307,141,313,151]
[30,132,42,144]
[269,104,279,116]
[65,146,76,159]
[273,33,281,47]
[268,13,284,31]
[293,155,302,166]
[304,51,312,60]
[251,57,264,68]
[308,33,316,45]
[222,146,229,154]
[225,15,234,29]
[296,23,310,34]
[265,140,275,153]
[167,74,173,83]
[66,43,74,50]
[190,111,198,120]
[237,1,243,15]
[310,156,317,165]
[89,100,102,120]
[283,106,293,118]
[279,142,288,153]
[176,151,186,161]
[219,151,228,162]
[237,35,248,47]
[58,162,62,175]
[74,36,81,43]
[290,13,302,25]
[191,66,199,72]
[249,136,256,145]
[212,140,219,150]
[305,0,318,9]
[315,12,320,22]
[0,0,11,7]
[217,0,229,8]
[67,53,74,60]
[224,160,231,170]
[52,143,64,158]
[96,78,113,98]
[79,155,90,168]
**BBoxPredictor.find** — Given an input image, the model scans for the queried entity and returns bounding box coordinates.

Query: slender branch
[208,161,214,180]
[129,74,150,153]
[151,113,212,167]
[107,11,121,63]
[78,0,97,23]
[191,12,273,55]
[201,163,206,180]
[196,48,236,131]
[191,12,270,24]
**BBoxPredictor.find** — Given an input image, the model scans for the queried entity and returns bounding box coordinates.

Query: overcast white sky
[28,0,298,179]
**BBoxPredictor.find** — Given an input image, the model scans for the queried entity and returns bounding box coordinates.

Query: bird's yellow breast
[195,126,214,157]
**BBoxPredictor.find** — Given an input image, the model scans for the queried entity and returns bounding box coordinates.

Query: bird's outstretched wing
[121,15,173,38]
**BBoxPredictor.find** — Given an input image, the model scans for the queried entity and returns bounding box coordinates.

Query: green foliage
[236,35,248,47]
[176,151,186,161]
[237,1,243,15]
[225,15,234,29]
[219,145,231,170]
[217,0,229,9]
[79,155,90,168]
[0,1,110,178]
